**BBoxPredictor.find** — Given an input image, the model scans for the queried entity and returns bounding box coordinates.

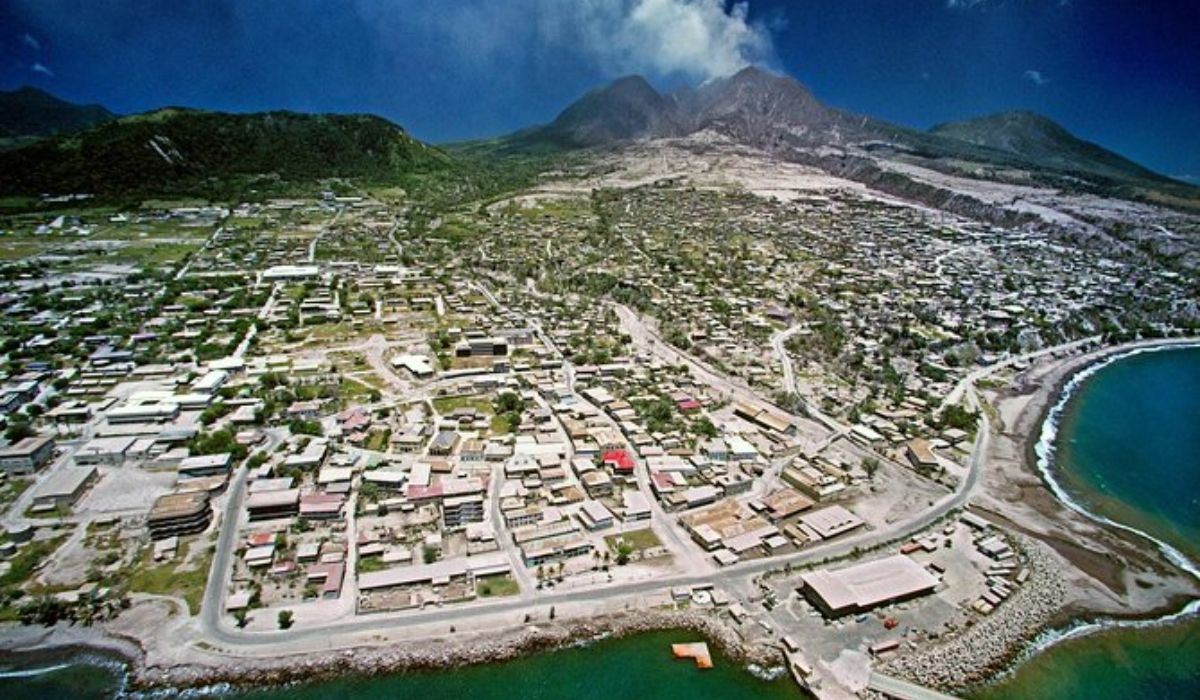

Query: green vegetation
[0,110,451,199]
[605,529,662,564]
[476,575,520,598]
[0,535,68,589]
[125,539,214,615]
[432,395,494,415]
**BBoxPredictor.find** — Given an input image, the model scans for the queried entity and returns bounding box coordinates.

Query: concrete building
[30,465,98,512]
[0,435,55,475]
[442,494,485,530]
[74,435,137,467]
[147,491,213,540]
[799,554,939,617]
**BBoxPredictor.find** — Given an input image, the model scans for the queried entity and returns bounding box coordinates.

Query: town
[1,174,1196,697]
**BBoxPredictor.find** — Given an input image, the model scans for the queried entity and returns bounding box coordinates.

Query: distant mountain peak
[0,85,115,138]
[930,110,1168,183]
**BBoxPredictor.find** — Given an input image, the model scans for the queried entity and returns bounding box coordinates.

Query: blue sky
[1,1,1197,180]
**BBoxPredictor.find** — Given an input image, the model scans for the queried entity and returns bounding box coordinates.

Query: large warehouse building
[799,554,939,617]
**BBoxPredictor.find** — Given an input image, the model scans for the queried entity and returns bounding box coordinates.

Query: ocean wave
[0,662,72,679]
[1025,341,1200,660]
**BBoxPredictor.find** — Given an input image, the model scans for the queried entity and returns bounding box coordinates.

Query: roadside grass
[0,476,32,510]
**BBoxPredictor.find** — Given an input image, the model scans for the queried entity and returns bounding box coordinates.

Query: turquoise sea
[4,346,1198,700]
[973,345,1200,700]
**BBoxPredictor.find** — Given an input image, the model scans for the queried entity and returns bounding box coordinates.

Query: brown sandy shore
[0,609,782,692]
[881,337,1200,692]
[3,338,1198,696]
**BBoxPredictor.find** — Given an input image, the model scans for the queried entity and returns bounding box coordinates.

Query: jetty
[670,642,713,669]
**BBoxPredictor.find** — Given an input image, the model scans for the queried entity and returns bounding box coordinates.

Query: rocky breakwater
[879,534,1067,691]
[132,608,781,692]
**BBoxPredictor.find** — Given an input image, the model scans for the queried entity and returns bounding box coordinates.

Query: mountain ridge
[505,66,1185,192]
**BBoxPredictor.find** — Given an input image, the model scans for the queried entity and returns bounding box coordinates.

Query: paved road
[199,429,285,633]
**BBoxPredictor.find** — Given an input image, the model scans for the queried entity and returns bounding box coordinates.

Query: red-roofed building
[602,449,635,473]
[676,398,702,412]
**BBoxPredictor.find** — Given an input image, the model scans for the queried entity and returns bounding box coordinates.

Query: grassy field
[126,538,214,615]
[604,528,662,553]
[431,395,494,415]
[0,236,53,260]
[356,555,389,574]
[476,574,520,598]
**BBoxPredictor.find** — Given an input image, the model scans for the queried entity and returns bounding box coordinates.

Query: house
[602,449,635,474]
[428,431,460,456]
[287,400,322,420]
[905,439,940,473]
[578,500,614,530]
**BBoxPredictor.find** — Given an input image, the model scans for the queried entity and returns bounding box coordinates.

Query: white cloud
[21,32,41,50]
[357,0,776,83]
[1023,69,1049,86]
[31,62,54,77]
[547,0,775,80]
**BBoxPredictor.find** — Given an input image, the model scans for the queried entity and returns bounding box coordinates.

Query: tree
[863,457,880,480]
[234,608,249,628]
[615,541,634,566]
[4,420,35,442]
[278,609,294,629]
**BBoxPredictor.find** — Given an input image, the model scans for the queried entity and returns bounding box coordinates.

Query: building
[799,505,865,540]
[578,500,614,530]
[178,453,234,478]
[520,534,593,567]
[622,491,652,521]
[357,552,510,593]
[428,430,461,456]
[74,436,137,467]
[799,554,939,617]
[442,494,485,529]
[0,435,55,475]
[391,354,435,379]
[905,439,940,473]
[246,488,301,521]
[147,491,213,540]
[192,370,229,394]
[29,465,98,512]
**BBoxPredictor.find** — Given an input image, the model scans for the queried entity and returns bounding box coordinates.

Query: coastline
[872,337,1200,694]
[967,338,1200,688]
[2,608,785,694]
